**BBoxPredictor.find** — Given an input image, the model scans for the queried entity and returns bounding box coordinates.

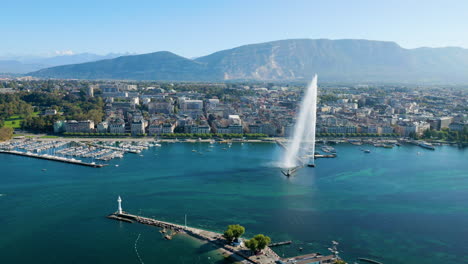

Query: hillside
[0,53,124,74]
[29,39,468,83]
[31,51,216,81]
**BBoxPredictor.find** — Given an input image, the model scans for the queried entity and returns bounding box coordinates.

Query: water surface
[0,143,467,264]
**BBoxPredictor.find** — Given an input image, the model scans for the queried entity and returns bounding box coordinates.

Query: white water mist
[282,74,318,168]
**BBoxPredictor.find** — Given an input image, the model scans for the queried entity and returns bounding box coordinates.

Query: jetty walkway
[0,150,106,168]
[107,212,281,264]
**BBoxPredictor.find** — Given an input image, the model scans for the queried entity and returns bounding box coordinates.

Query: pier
[107,196,339,264]
[107,211,282,264]
[0,150,107,168]
[268,240,292,247]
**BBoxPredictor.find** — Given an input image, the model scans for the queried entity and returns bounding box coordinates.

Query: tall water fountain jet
[282,74,318,168]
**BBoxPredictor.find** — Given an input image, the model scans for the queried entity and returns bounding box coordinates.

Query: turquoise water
[0,143,467,264]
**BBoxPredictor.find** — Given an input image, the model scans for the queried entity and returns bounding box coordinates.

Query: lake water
[0,142,467,264]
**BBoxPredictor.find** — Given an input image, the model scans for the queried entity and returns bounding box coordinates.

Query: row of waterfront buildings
[51,82,466,137]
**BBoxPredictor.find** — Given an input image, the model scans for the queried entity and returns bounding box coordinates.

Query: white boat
[418,141,435,150]
[321,146,336,153]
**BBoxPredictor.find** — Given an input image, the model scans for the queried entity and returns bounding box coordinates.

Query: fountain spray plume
[282,74,318,168]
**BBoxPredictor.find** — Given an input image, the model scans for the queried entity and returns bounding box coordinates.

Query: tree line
[316,133,399,138]
[419,128,468,143]
[0,91,104,132]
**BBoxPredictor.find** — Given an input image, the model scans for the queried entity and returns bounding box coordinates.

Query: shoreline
[11,136,273,143]
[8,135,462,147]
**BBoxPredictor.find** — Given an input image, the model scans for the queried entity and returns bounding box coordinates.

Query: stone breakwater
[107,212,281,264]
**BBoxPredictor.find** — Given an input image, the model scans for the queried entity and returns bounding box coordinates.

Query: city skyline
[2,0,468,58]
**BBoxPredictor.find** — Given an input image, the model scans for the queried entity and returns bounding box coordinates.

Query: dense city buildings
[0,79,466,142]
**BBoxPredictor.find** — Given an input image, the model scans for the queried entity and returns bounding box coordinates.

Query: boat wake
[134,233,145,264]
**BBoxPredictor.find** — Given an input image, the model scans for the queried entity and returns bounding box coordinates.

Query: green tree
[244,234,271,253]
[86,109,104,124]
[244,238,258,253]
[253,234,270,250]
[223,224,245,242]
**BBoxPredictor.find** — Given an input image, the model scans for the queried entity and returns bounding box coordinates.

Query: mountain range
[26,39,468,83]
[0,53,126,74]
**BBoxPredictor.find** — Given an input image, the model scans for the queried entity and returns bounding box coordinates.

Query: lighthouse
[117,196,123,214]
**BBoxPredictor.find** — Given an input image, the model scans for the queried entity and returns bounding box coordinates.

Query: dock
[269,240,292,247]
[107,212,281,264]
[87,143,140,154]
[0,150,107,168]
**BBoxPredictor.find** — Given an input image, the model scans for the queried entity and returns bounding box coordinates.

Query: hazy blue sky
[2,0,468,57]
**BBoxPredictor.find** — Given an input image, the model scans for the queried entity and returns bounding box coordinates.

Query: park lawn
[4,112,40,129]
[4,115,22,128]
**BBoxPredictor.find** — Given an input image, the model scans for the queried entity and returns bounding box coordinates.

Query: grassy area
[4,115,22,128]
[3,112,39,129]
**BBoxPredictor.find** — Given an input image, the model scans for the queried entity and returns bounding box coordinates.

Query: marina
[0,138,163,167]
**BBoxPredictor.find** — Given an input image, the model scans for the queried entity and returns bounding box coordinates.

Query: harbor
[0,138,162,167]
